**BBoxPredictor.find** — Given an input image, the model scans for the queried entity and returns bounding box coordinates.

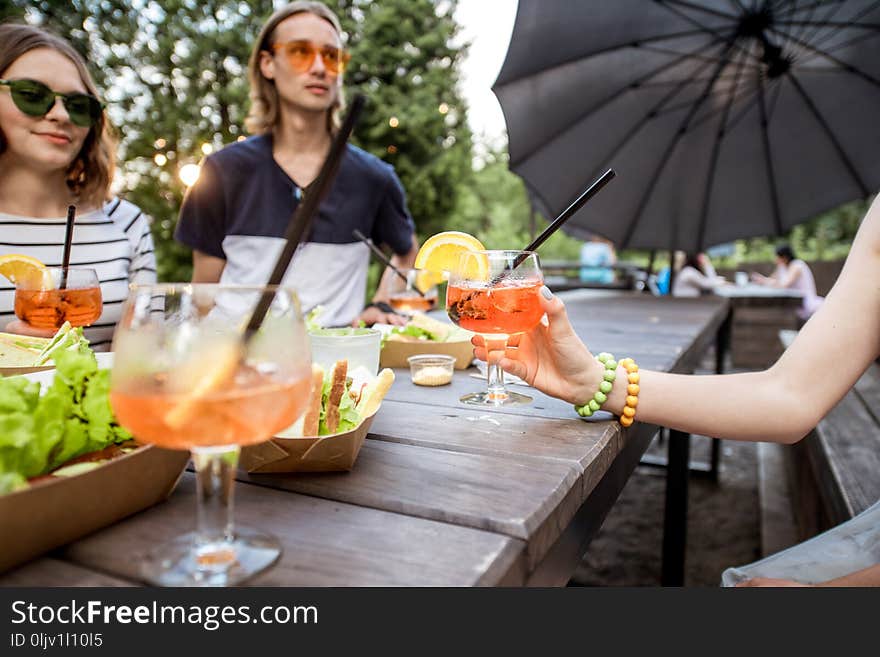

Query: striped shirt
[0,197,157,350]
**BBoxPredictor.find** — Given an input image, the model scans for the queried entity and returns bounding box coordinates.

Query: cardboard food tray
[380,338,474,370]
[0,364,55,377]
[240,413,376,473]
[0,445,189,574]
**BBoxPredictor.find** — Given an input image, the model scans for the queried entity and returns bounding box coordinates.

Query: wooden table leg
[662,429,690,586]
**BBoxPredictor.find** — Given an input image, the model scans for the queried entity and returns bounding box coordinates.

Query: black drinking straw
[59,205,76,289]
[245,94,367,337]
[352,228,426,297]
[515,168,616,269]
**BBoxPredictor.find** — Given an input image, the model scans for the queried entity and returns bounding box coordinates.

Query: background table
[1,292,729,587]
[714,284,802,368]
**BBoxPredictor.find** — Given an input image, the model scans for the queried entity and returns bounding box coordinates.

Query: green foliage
[447,149,582,259]
[333,0,474,237]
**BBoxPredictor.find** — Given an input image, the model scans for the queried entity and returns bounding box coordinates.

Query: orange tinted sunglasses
[270,40,351,76]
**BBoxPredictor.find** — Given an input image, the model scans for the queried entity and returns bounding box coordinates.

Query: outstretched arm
[738,563,880,587]
[475,195,880,444]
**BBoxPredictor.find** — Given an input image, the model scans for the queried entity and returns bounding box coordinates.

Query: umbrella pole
[667,249,676,292]
[646,250,657,276]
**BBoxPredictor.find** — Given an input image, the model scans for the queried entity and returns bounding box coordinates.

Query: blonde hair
[245,1,346,136]
[0,23,116,208]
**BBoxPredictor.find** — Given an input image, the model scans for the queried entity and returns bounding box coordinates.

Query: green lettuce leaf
[0,346,132,489]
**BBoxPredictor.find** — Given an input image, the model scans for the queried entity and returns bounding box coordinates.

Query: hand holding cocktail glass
[447,250,544,405]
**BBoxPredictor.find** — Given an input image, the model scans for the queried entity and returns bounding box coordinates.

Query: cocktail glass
[110,283,312,586]
[446,250,544,406]
[14,267,102,328]
[388,268,441,314]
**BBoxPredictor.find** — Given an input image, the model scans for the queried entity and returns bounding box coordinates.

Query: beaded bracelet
[574,352,617,418]
[617,357,640,427]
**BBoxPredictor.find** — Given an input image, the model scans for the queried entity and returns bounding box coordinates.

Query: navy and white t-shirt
[175,135,415,326]
[0,198,157,350]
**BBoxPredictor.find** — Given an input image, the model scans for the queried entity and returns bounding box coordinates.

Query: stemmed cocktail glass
[446,250,544,406]
[15,267,102,328]
[110,283,312,586]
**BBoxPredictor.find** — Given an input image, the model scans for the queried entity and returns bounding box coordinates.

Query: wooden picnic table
[714,283,802,368]
[1,292,730,587]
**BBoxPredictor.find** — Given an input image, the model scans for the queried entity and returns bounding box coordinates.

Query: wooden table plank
[57,474,527,587]
[369,399,617,473]
[240,439,580,570]
[0,558,136,587]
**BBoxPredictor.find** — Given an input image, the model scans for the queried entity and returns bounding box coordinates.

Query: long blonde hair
[0,23,115,208]
[245,1,346,136]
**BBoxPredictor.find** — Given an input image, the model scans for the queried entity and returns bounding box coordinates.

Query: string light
[153,153,167,166]
[201,143,213,155]
[179,163,201,187]
[438,103,449,114]
[389,116,399,128]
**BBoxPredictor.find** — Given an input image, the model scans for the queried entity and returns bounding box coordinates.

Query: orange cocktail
[111,367,312,449]
[446,250,543,406]
[15,267,102,328]
[446,280,543,335]
[389,291,438,313]
[110,283,312,587]
[387,268,441,314]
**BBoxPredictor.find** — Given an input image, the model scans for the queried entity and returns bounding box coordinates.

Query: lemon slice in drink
[164,340,242,430]
[414,231,488,281]
[414,269,446,293]
[0,254,52,289]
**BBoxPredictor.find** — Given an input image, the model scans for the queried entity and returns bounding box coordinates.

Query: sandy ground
[570,432,761,587]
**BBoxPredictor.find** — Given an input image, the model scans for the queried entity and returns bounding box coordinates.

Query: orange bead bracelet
[617,358,640,427]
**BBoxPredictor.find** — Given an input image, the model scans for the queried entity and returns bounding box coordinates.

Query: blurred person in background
[175,1,417,327]
[751,244,823,321]
[579,234,616,285]
[671,252,726,297]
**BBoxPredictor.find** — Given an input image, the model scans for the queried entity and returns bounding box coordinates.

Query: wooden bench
[785,362,880,539]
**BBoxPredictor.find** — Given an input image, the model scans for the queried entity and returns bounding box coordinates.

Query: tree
[332,0,474,238]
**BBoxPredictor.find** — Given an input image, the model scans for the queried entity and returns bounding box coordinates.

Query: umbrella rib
[696,45,753,249]
[660,0,739,21]
[585,40,730,179]
[794,0,848,46]
[798,29,880,61]
[638,69,761,88]
[656,0,763,65]
[784,72,870,197]
[507,35,726,168]
[767,25,880,88]
[809,0,880,51]
[775,20,880,31]
[775,0,845,19]
[493,28,713,89]
[780,0,813,50]
[636,43,764,69]
[766,74,785,121]
[621,41,739,249]
[756,74,785,236]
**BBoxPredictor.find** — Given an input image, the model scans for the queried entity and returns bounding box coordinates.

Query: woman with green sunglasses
[0,24,156,349]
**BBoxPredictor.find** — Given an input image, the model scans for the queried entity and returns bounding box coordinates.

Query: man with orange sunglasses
[176,1,418,327]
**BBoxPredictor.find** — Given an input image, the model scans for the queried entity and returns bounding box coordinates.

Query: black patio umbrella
[492,0,880,252]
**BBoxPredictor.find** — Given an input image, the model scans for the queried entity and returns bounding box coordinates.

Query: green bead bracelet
[574,352,617,418]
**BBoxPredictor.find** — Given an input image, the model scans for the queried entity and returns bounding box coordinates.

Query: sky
[453,0,518,151]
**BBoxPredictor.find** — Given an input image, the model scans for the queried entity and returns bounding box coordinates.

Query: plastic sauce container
[407,354,455,386]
